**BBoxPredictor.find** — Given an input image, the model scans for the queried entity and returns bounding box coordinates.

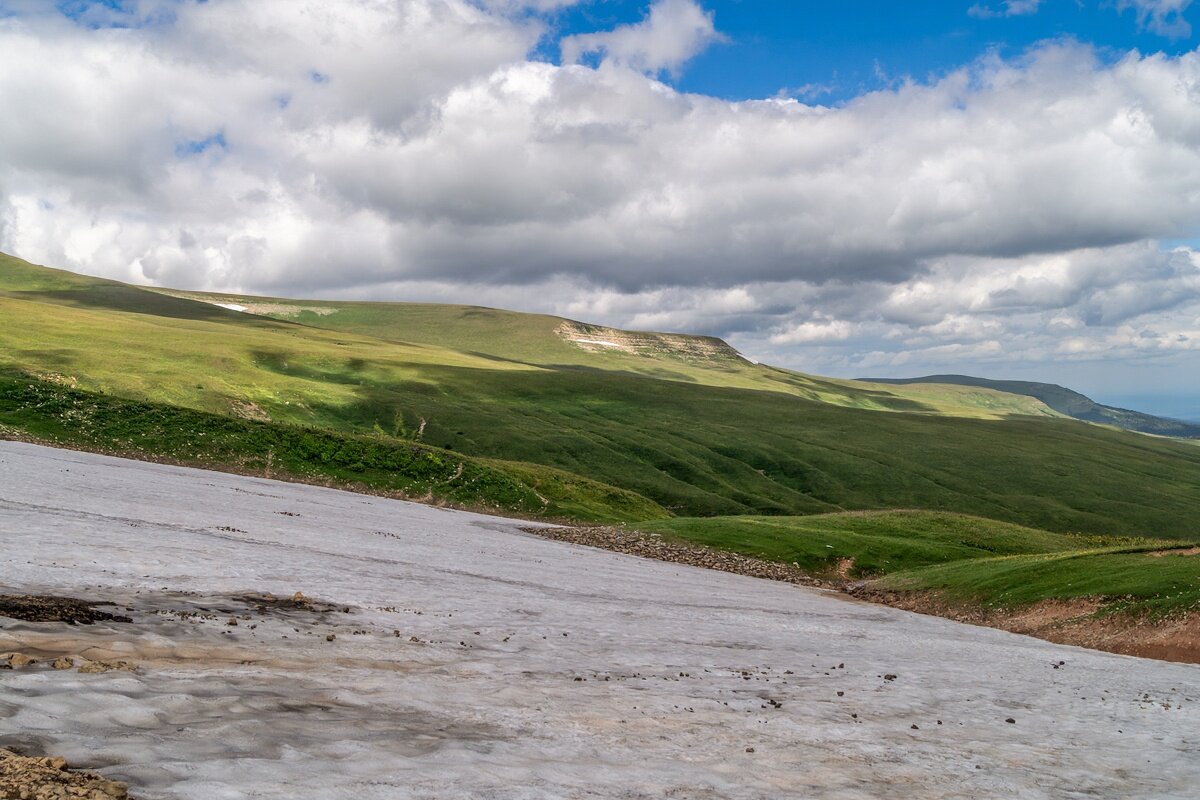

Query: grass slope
[157,287,1062,420]
[639,511,1102,577]
[867,374,1200,439]
[642,511,1200,617]
[318,367,1200,536]
[0,375,666,523]
[874,547,1200,617]
[6,253,1200,536]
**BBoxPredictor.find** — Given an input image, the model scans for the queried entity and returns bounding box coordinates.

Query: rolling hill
[866,374,1200,439]
[155,286,1064,419]
[642,511,1200,621]
[5,252,1200,538]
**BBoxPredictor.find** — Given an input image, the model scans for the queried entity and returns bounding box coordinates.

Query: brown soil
[0,596,132,626]
[0,748,132,799]
[526,526,828,588]
[234,592,346,616]
[849,587,1200,665]
[1147,546,1200,557]
[229,399,270,423]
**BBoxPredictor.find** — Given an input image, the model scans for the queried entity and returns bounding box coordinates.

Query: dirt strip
[529,526,1200,665]
[850,587,1200,665]
[525,526,832,589]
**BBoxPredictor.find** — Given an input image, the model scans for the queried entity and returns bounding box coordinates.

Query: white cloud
[1117,0,1194,38]
[0,1,1198,392]
[968,0,1043,20]
[560,0,721,75]
[770,319,856,345]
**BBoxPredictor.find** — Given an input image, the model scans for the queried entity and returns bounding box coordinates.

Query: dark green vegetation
[644,511,1200,617]
[320,372,1200,535]
[867,374,1200,439]
[4,252,1200,635]
[0,376,666,523]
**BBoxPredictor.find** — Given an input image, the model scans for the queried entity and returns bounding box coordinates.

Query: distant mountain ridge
[863,375,1200,439]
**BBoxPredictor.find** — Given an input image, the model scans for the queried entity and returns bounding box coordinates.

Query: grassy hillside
[0,374,666,523]
[157,287,1062,420]
[5,256,1049,427]
[321,365,1200,535]
[873,546,1200,617]
[641,511,1199,617]
[6,253,1200,536]
[639,511,1109,577]
[867,374,1200,439]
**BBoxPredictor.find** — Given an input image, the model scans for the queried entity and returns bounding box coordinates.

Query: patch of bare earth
[1148,546,1200,557]
[526,526,827,588]
[0,596,131,626]
[0,749,132,799]
[229,399,270,423]
[848,587,1200,665]
[554,321,745,362]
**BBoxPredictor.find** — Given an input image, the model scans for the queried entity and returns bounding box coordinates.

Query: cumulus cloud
[746,243,1200,380]
[560,0,721,75]
[968,0,1042,19]
[0,0,1198,389]
[1117,0,1194,38]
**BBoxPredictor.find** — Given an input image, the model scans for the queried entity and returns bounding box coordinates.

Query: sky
[1,0,1199,418]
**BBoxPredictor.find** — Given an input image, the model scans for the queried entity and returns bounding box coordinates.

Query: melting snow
[0,441,1196,799]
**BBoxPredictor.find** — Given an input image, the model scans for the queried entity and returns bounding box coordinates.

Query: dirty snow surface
[0,442,1197,799]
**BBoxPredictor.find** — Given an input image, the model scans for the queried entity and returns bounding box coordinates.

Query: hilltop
[156,285,1061,419]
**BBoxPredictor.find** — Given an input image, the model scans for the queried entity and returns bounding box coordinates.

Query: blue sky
[542,0,1197,101]
[1,0,1199,418]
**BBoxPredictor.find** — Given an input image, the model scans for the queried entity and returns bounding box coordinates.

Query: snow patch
[0,441,1196,799]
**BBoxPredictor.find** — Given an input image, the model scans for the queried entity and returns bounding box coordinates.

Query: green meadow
[4,251,1200,621]
[642,511,1200,617]
[875,546,1200,618]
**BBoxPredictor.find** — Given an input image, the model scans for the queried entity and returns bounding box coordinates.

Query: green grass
[0,375,667,523]
[156,286,1062,420]
[6,252,1200,538]
[876,548,1200,617]
[638,511,1104,576]
[640,511,1200,616]
[303,365,1200,536]
[868,374,1200,439]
